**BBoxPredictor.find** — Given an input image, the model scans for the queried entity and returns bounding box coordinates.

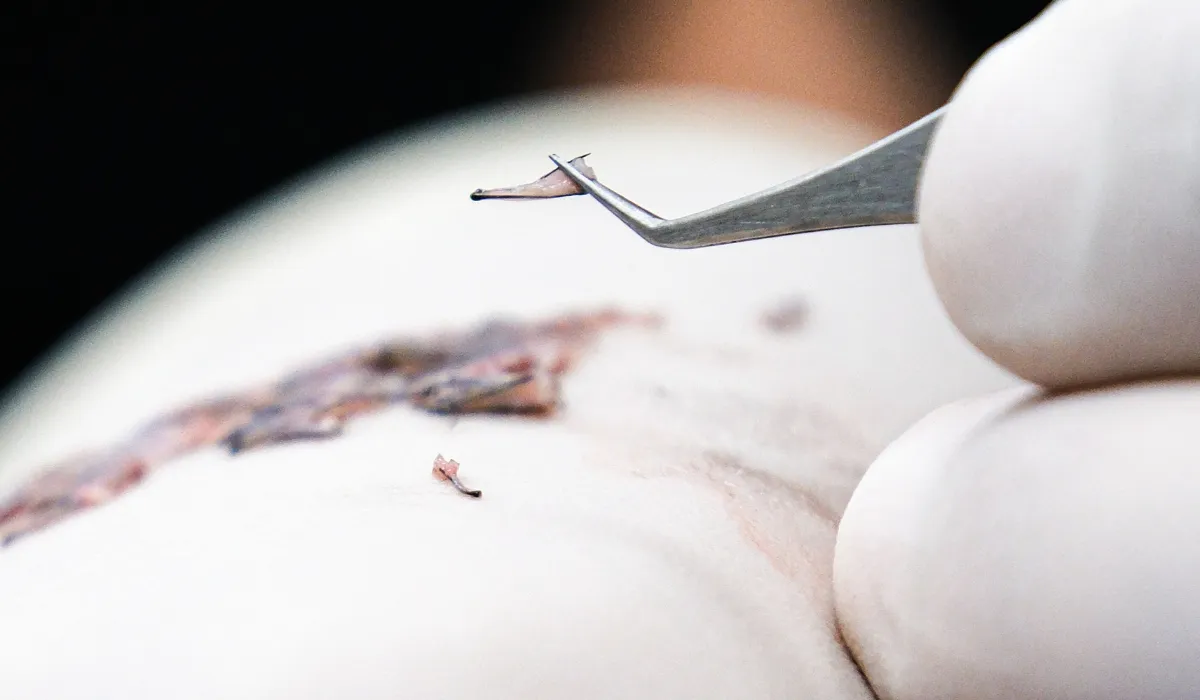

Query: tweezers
[547,105,945,249]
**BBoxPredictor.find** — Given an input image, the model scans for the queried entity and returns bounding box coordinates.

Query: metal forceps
[545,106,945,249]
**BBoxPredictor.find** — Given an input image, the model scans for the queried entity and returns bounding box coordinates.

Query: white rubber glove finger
[836,2,1200,696]
[834,379,1200,700]
[918,0,1200,389]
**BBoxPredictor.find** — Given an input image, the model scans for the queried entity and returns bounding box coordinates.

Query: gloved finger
[918,0,1200,390]
[833,379,1200,700]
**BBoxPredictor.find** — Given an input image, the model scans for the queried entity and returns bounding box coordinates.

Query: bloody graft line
[0,308,662,547]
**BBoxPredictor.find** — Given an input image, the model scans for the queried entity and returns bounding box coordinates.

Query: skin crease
[835,1,1200,698]
[918,0,1200,389]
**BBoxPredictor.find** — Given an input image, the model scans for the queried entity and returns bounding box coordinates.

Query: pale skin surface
[0,90,1017,699]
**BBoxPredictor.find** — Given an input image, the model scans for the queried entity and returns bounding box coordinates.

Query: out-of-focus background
[8,1,1049,394]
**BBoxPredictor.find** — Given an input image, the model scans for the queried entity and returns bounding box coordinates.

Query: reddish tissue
[469,155,597,200]
[0,308,659,546]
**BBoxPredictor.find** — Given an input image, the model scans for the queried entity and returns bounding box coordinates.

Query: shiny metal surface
[548,106,946,249]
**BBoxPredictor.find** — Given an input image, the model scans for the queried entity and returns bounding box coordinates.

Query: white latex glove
[922,0,1200,390]
[834,1,1200,698]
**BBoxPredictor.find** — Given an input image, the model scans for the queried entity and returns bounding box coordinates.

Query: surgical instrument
[477,106,945,249]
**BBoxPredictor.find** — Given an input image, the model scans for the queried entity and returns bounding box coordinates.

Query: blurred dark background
[7,1,1051,393]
